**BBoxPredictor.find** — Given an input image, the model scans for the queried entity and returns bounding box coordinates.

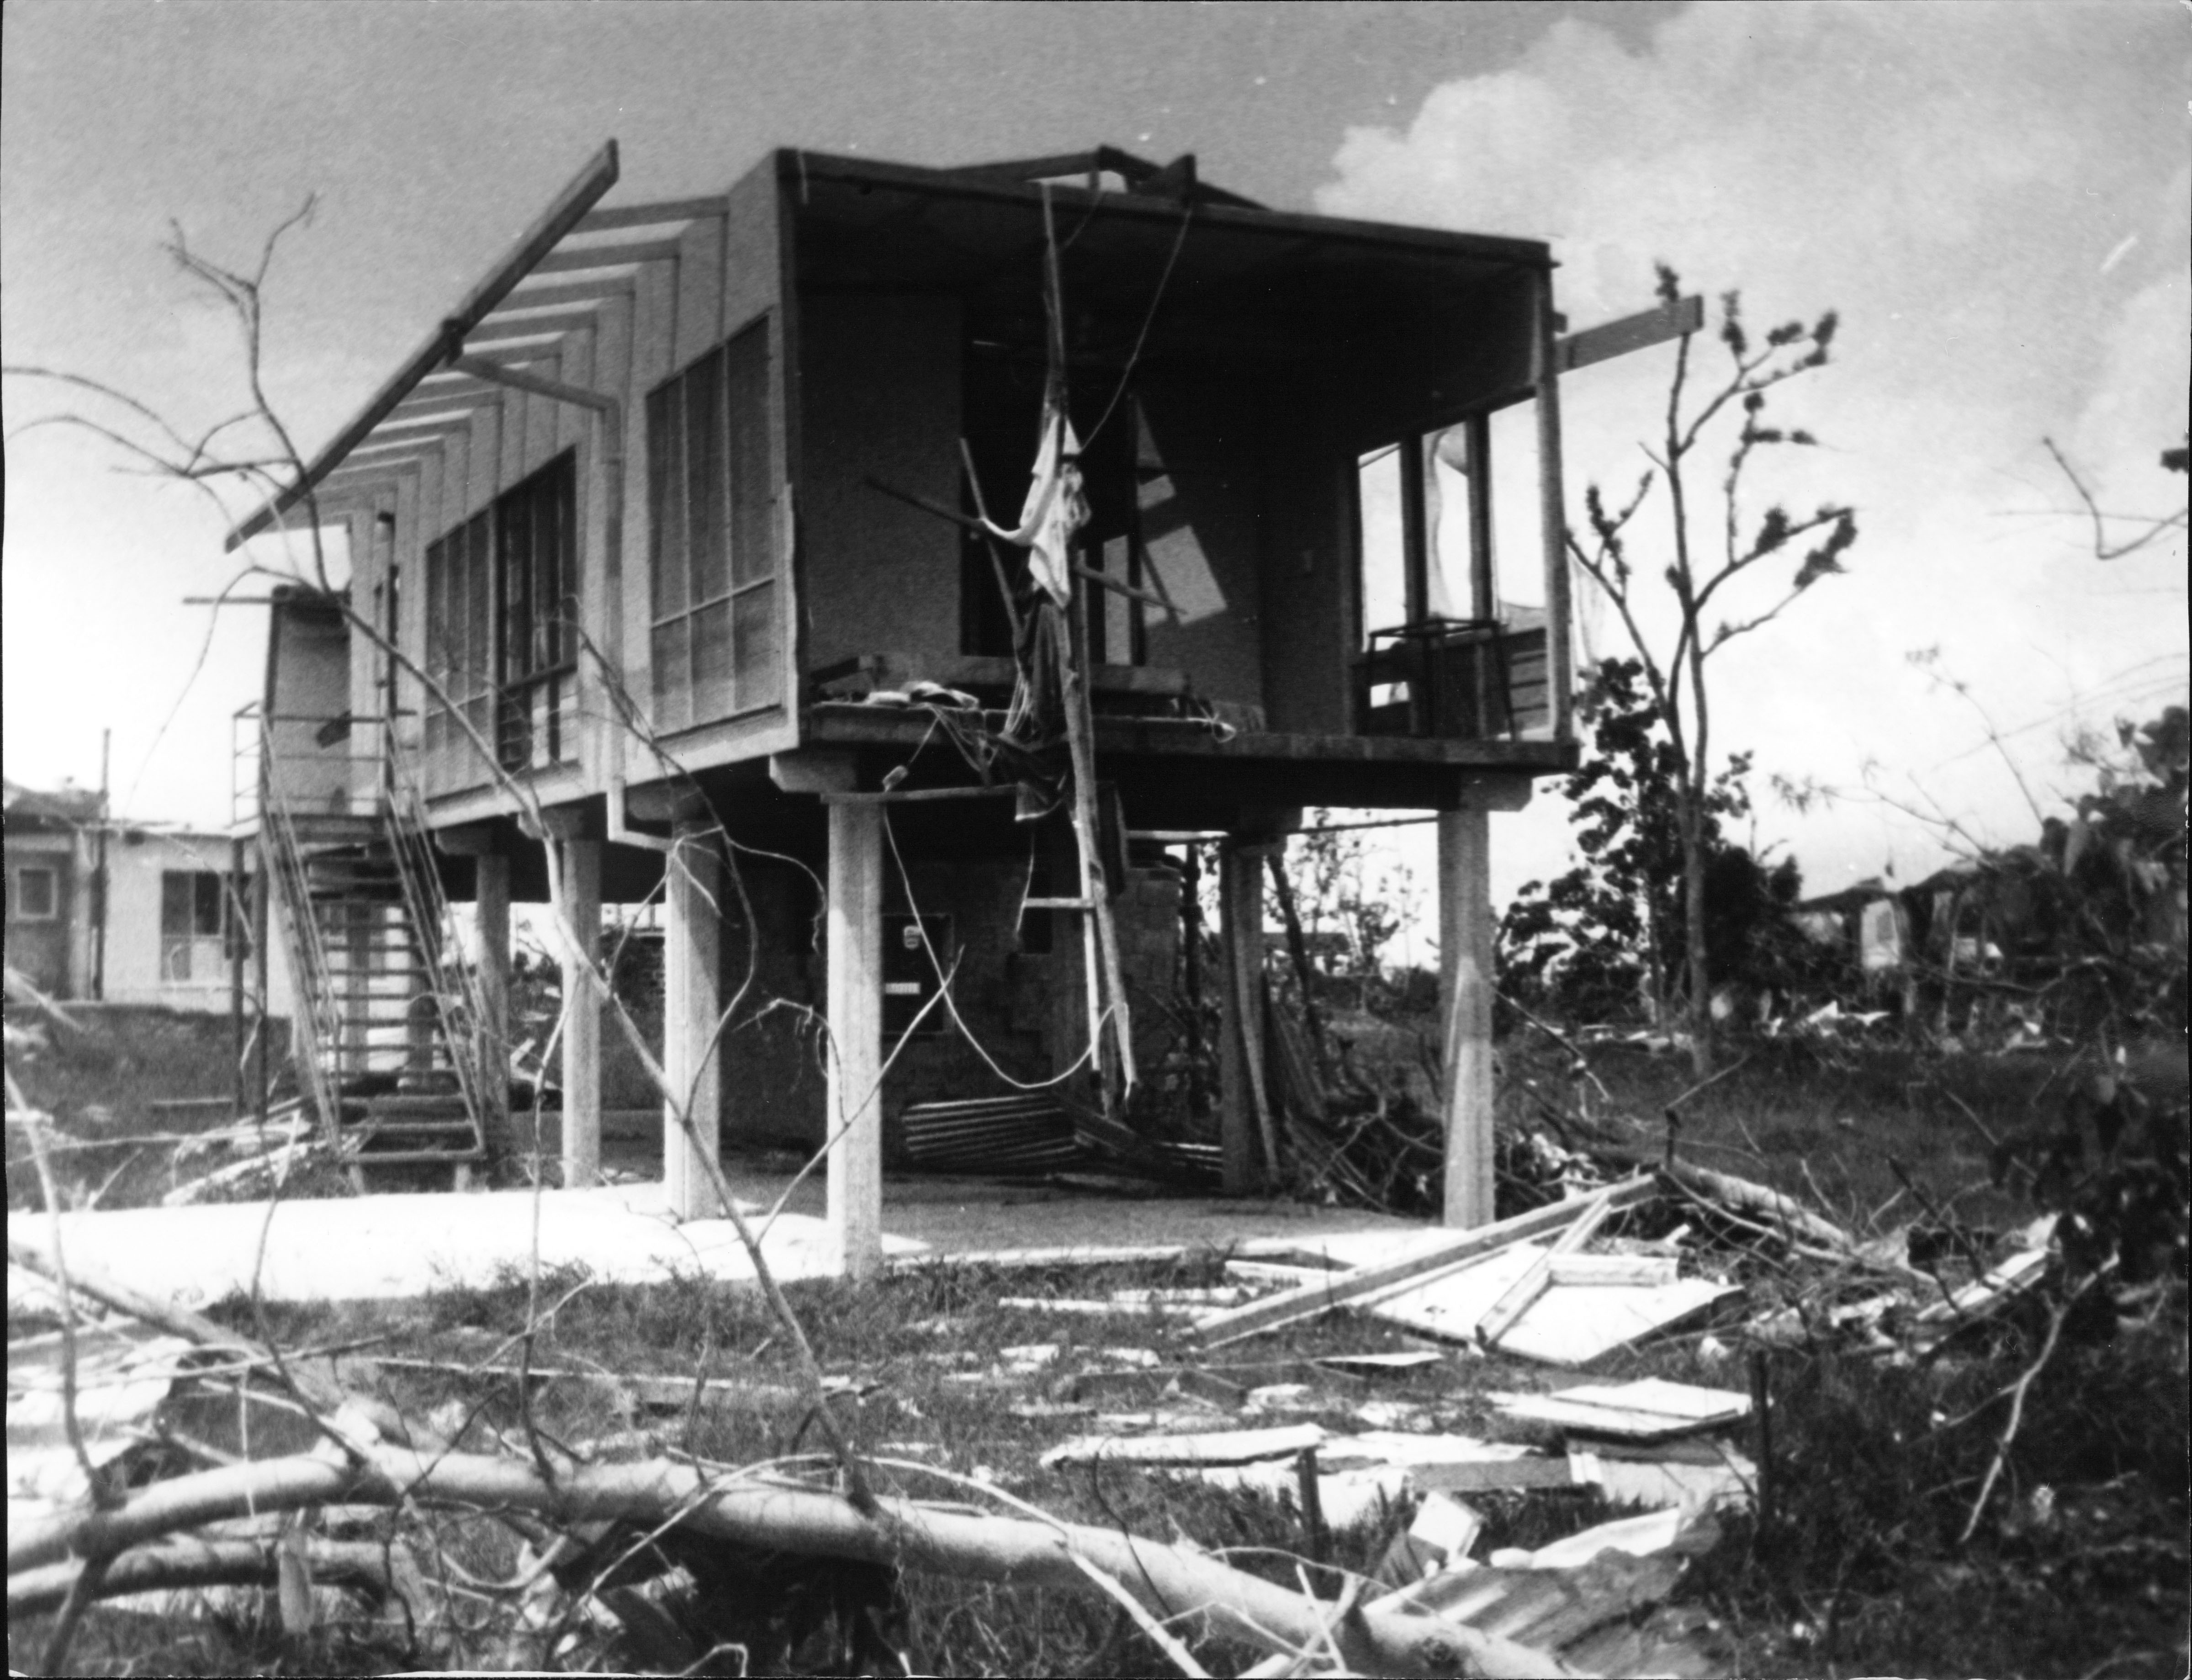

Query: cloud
[1317,2,2190,891]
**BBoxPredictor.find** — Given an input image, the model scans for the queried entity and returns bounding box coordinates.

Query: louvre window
[647,319,778,733]
[422,449,579,789]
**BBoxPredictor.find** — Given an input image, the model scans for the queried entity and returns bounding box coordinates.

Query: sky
[4,1,2186,916]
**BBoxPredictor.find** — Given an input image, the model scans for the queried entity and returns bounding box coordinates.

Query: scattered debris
[1367,1241,1737,1366]
[1492,1378,1752,1442]
[1195,1175,1659,1347]
[1041,1422,1325,1468]
[899,1095,1078,1176]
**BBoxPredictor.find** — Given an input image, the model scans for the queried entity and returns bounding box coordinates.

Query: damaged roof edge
[222,140,621,554]
[778,148,1557,270]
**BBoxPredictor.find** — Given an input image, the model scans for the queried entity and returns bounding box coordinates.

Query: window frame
[646,316,779,735]
[421,447,581,788]
[11,865,59,922]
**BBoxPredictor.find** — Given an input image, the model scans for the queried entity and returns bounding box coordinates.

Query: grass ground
[18,1209,2187,1679]
[3,1004,320,1214]
[12,1011,2187,1676]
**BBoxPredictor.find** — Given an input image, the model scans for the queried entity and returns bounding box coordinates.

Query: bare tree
[1567,265,1858,1073]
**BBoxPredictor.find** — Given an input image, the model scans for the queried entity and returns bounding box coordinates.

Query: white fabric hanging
[983,392,1088,609]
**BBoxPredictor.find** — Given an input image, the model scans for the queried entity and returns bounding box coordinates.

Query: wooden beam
[1218,840,1277,1195]
[559,837,603,1189]
[464,311,601,346]
[572,196,729,233]
[491,278,635,315]
[1193,1175,1657,1347]
[226,140,619,550]
[386,387,502,423]
[664,821,722,1221]
[532,237,683,275]
[1438,808,1495,1228]
[1535,270,1577,746]
[1555,295,1704,375]
[826,800,884,1281]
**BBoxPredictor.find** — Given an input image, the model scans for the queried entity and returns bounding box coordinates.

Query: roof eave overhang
[224,141,623,552]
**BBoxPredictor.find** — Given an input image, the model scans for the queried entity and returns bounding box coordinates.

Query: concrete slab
[13,1176,1433,1309]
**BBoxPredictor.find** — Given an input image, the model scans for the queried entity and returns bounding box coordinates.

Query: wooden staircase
[264,805,489,1187]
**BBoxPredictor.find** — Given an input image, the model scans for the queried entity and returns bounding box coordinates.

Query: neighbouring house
[3,778,293,1018]
[224,140,1695,1270]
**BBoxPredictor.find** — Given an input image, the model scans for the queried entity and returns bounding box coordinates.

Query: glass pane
[691,599,733,722]
[1489,403,1544,614]
[500,482,533,682]
[725,322,773,588]
[161,872,191,937]
[686,349,728,604]
[194,872,224,937]
[732,585,780,713]
[649,379,688,619]
[465,512,493,701]
[1357,445,1406,645]
[651,618,690,735]
[551,452,576,663]
[424,535,449,683]
[1427,428,1477,620]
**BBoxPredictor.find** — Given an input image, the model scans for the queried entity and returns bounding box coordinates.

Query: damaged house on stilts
[227,140,1691,1277]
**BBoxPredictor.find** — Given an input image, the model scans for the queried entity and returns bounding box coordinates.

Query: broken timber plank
[1194,1176,1656,1348]
[1548,1253,1678,1287]
[1042,1422,1325,1468]
[1371,1249,1738,1367]
[1493,1379,1750,1442]
[1412,1457,1578,1495]
[1478,1198,1614,1350]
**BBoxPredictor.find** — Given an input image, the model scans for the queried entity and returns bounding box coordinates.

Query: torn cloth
[982,394,1087,609]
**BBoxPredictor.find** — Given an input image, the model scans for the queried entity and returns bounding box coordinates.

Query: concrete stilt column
[558,836,603,1189]
[663,820,723,1221]
[1438,808,1496,1228]
[826,799,884,1281]
[474,853,513,1168]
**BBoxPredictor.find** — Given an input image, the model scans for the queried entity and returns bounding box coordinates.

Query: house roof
[2,779,106,829]
[225,140,1555,551]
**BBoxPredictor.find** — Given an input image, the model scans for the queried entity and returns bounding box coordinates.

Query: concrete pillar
[1438,808,1496,1228]
[663,820,723,1221]
[1218,840,1277,1196]
[474,853,513,1167]
[826,799,884,1280]
[558,836,603,1189]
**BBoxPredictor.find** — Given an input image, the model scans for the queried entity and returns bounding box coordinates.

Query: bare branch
[2043,436,2188,561]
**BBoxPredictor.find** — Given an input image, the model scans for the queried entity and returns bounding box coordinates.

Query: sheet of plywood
[1365,1245,1738,1367]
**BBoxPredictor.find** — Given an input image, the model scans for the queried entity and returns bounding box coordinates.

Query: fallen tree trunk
[9,1535,392,1617]
[9,1446,1574,1678]
[1628,1160,1858,1254]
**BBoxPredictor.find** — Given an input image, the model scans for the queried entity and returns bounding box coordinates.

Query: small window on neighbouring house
[11,866,58,921]
[160,870,228,982]
[647,318,779,733]
[161,871,226,938]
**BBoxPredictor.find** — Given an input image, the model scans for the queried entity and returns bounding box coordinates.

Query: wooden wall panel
[797,291,961,673]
